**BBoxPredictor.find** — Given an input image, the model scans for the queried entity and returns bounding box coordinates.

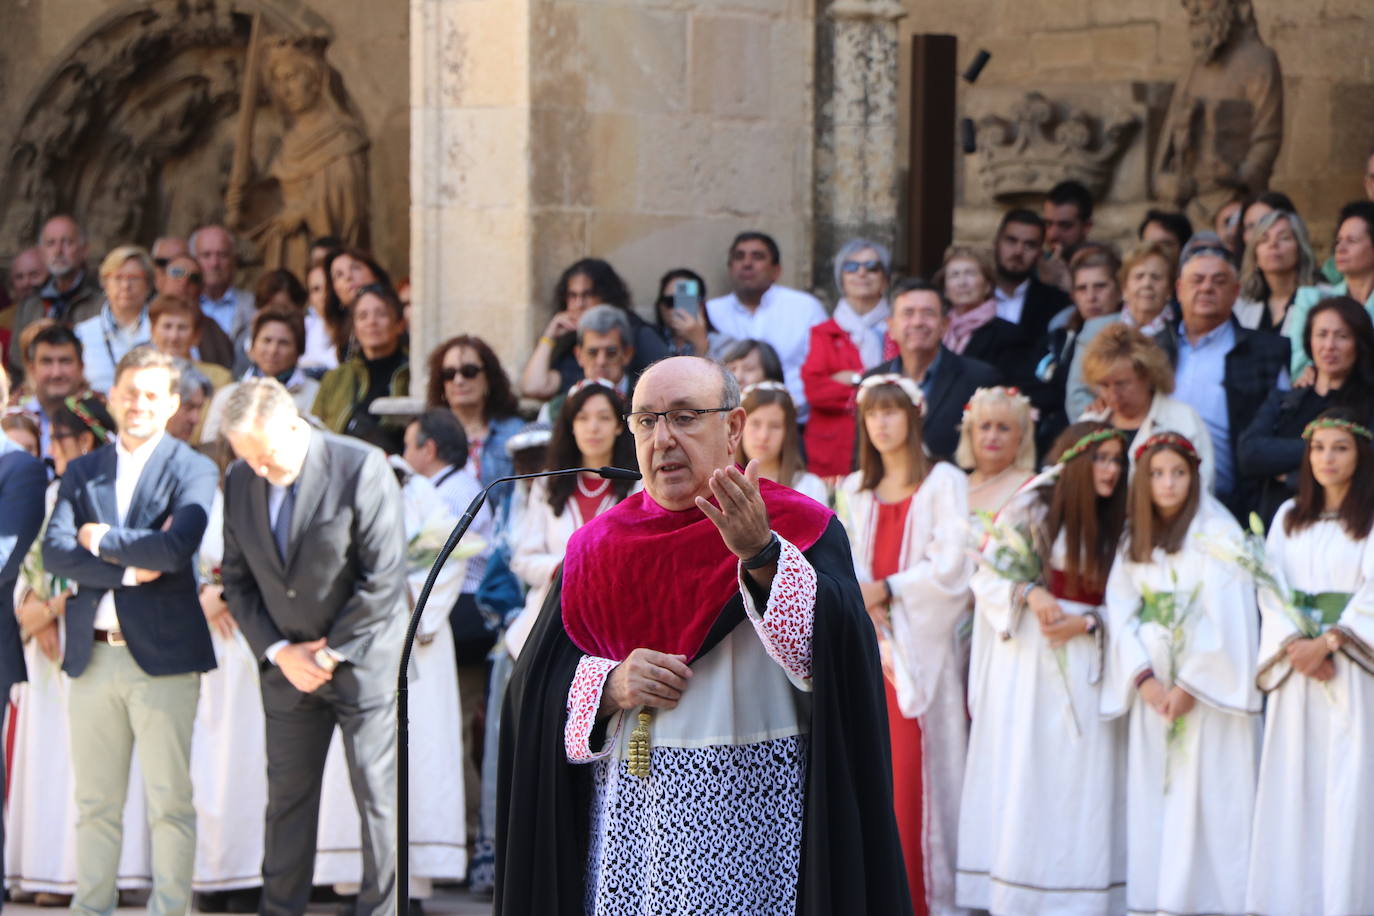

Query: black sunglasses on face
[441,364,484,382]
[841,259,884,274]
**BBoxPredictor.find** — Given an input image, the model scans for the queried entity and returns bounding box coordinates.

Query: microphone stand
[395,465,640,913]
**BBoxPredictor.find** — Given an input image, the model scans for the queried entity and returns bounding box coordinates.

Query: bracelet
[539,335,555,347]
[742,532,781,570]
[1134,668,1155,689]
[1082,612,1098,635]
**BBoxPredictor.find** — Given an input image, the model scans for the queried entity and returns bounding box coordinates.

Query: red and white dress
[836,462,973,916]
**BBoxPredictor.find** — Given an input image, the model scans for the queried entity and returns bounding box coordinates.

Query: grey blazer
[221,428,408,705]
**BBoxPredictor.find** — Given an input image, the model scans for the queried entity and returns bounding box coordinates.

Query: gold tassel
[627,709,653,778]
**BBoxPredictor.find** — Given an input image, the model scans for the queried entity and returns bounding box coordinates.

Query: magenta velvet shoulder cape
[561,477,833,661]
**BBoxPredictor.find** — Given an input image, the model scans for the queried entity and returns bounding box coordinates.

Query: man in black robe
[496,355,909,914]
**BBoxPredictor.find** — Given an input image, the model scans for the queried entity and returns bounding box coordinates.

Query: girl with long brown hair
[1246,408,1374,915]
[958,421,1129,915]
[735,381,829,504]
[834,373,972,916]
[1101,431,1260,916]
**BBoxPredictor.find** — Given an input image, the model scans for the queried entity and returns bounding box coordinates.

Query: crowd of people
[0,155,1372,916]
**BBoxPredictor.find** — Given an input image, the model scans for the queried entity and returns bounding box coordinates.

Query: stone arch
[0,0,357,260]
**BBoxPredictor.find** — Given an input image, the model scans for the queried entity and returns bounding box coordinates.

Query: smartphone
[672,279,702,319]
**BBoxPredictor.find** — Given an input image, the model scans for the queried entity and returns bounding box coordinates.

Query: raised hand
[695,459,772,561]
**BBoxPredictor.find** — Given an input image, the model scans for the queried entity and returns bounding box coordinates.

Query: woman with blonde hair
[72,245,155,393]
[736,381,829,503]
[835,373,972,915]
[1235,208,1317,334]
[1079,322,1215,491]
[1065,240,1178,419]
[955,386,1037,516]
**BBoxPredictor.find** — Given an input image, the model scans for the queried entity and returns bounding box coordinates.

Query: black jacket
[1016,275,1072,343]
[866,347,1001,460]
[1152,318,1290,517]
[44,434,219,678]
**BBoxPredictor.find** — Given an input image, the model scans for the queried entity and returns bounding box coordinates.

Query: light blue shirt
[73,303,151,394]
[200,288,240,337]
[1173,320,1236,495]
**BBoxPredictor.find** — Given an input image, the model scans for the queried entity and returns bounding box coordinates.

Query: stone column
[813,0,906,289]
[409,0,536,395]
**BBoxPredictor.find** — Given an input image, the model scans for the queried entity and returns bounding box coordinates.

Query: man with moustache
[498,355,908,915]
[8,215,102,374]
[218,377,404,916]
[865,278,1000,460]
[990,209,1071,343]
[1153,0,1283,227]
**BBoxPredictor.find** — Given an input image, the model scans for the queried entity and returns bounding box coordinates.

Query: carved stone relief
[0,0,367,277]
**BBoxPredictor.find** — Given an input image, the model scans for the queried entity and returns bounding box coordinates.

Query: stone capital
[826,0,907,24]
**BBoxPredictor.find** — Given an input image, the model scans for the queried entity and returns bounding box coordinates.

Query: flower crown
[1057,427,1125,465]
[961,385,1031,424]
[741,380,790,399]
[1301,416,1373,442]
[1134,430,1200,464]
[64,394,112,444]
[857,373,925,414]
[567,377,622,400]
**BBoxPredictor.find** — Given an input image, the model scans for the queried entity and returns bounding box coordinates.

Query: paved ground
[6,885,494,914]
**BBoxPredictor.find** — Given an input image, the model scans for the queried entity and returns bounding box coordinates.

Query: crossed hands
[1287,637,1336,681]
[1138,676,1196,721]
[1027,586,1088,648]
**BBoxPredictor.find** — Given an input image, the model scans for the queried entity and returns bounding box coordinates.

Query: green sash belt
[1291,590,1351,627]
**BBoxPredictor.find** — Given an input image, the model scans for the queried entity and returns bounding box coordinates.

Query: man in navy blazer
[43,346,217,916]
[0,365,48,906]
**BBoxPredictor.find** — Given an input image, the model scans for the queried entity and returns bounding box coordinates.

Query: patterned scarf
[943,298,998,354]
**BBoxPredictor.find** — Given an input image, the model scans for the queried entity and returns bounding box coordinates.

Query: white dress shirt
[705,284,828,421]
[428,464,492,594]
[993,279,1029,325]
[86,432,165,631]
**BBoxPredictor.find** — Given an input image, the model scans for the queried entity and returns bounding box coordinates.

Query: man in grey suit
[219,377,405,916]
[43,346,218,916]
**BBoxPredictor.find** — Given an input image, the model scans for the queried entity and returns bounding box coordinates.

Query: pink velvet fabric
[562,476,833,661]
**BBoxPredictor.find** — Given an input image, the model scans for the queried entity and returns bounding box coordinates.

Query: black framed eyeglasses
[623,407,733,437]
[841,259,884,274]
[441,364,484,382]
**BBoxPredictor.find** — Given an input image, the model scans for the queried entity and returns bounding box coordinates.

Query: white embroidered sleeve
[565,654,624,763]
[738,534,816,687]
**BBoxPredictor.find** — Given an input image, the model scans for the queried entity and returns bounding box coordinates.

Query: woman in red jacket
[802,238,892,479]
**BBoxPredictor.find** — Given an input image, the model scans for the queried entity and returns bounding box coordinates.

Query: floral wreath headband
[1134,430,1200,464]
[64,395,112,444]
[857,373,926,415]
[741,380,790,399]
[1302,416,1373,442]
[1057,427,1126,465]
[961,385,1032,425]
[567,377,622,400]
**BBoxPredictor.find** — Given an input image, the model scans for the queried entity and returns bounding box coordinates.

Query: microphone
[395,463,640,911]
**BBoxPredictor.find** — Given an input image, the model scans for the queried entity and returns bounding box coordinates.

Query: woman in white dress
[507,379,639,658]
[1101,431,1261,916]
[834,373,972,916]
[1246,409,1374,916]
[189,466,268,912]
[736,381,830,505]
[958,421,1129,915]
[6,398,151,906]
[954,385,1037,518]
[314,458,471,902]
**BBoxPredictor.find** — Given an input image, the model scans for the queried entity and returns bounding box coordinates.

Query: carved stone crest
[974,92,1139,203]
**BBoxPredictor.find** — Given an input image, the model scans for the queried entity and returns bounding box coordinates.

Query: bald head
[631,356,745,511]
[10,247,47,301]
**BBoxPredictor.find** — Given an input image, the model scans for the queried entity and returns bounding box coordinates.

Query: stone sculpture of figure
[230,34,369,282]
[1152,0,1283,228]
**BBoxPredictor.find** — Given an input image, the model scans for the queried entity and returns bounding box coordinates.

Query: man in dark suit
[42,346,218,916]
[992,209,1072,343]
[1150,243,1289,520]
[0,364,48,896]
[218,377,405,916]
[865,278,1001,460]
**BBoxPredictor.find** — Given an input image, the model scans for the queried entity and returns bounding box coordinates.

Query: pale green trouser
[68,643,201,916]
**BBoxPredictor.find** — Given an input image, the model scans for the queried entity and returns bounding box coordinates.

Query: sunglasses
[167,265,202,283]
[841,259,884,274]
[441,364,484,382]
